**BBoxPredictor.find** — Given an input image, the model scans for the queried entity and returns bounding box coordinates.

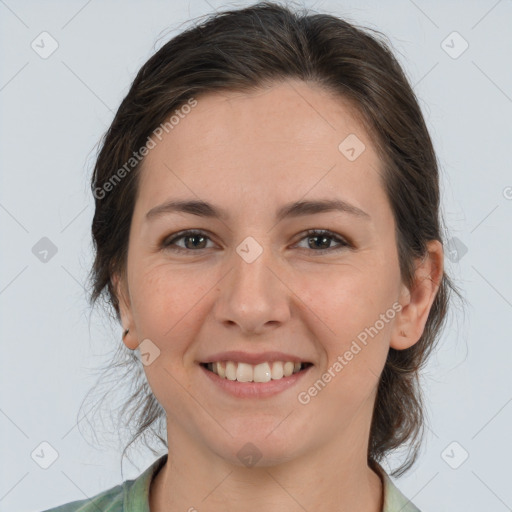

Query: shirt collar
[373,461,421,511]
[124,453,168,512]
[125,454,420,512]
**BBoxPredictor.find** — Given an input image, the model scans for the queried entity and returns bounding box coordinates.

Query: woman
[43,2,458,511]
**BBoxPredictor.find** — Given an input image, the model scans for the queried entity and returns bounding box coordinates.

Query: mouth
[200,360,314,383]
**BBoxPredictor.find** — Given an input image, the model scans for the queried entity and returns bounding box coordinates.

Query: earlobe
[390,240,444,350]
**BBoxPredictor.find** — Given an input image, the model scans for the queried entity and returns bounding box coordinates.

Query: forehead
[135,80,387,222]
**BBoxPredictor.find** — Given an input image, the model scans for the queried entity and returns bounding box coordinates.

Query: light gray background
[1,1,511,511]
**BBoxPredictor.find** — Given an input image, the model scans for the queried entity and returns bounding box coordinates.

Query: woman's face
[115,80,435,466]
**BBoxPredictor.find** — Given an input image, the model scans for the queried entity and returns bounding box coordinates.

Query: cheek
[299,260,397,367]
[129,265,209,405]
[130,263,210,348]
[304,263,392,328]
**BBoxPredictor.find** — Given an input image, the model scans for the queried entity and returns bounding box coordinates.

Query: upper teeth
[207,361,303,382]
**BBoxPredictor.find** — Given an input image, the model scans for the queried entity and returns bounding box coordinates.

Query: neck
[150,427,383,512]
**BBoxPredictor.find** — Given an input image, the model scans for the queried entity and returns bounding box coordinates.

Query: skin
[112,79,443,512]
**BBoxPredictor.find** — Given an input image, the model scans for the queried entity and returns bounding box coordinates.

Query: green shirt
[41,454,421,512]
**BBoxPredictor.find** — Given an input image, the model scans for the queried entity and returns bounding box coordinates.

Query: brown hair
[81,0,461,477]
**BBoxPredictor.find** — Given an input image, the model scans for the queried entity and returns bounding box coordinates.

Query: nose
[214,244,291,335]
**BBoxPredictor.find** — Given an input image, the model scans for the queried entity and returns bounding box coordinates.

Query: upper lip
[199,351,313,365]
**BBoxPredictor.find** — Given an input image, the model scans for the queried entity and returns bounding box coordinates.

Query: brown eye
[296,229,350,253]
[162,230,214,252]
[162,228,351,255]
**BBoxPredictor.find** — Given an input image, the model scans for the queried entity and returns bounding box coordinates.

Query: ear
[111,271,139,350]
[391,240,444,350]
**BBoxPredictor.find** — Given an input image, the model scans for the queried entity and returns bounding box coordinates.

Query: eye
[162,228,351,254]
[162,230,216,252]
[295,229,351,253]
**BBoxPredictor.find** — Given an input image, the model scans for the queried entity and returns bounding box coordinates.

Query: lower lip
[200,364,312,398]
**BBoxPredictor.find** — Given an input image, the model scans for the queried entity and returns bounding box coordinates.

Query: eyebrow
[145,198,371,222]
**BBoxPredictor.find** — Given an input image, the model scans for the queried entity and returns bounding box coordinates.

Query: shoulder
[40,483,124,512]
[39,454,168,512]
[374,462,422,512]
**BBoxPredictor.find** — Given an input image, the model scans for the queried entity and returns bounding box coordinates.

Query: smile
[200,361,313,382]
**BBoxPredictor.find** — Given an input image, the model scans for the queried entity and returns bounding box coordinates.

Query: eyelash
[162,229,351,254]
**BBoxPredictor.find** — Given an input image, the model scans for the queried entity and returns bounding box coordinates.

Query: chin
[207,428,304,469]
